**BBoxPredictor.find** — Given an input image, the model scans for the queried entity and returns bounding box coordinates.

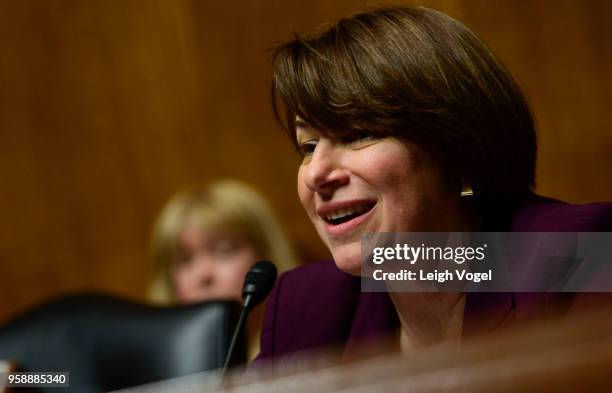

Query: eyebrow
[294,117,309,129]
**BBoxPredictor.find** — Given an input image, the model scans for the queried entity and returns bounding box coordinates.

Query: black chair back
[0,293,245,392]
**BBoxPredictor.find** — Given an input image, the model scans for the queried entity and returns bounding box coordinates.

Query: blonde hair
[149,179,297,303]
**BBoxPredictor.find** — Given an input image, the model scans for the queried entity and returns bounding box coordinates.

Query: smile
[323,203,375,225]
[317,200,377,237]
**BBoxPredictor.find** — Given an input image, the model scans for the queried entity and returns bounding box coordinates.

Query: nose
[192,255,215,287]
[303,140,349,197]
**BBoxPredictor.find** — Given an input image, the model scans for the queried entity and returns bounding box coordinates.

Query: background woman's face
[296,123,462,275]
[171,225,258,303]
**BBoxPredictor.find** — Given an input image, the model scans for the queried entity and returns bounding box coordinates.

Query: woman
[257,6,612,360]
[149,179,298,360]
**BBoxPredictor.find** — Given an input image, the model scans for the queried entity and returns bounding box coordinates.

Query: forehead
[177,224,245,248]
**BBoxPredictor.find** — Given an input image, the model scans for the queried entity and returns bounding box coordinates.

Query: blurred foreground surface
[111,305,612,393]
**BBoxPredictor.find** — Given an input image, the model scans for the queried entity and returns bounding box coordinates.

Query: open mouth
[323,202,376,225]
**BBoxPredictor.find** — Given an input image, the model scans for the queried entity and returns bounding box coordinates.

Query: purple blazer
[256,195,612,361]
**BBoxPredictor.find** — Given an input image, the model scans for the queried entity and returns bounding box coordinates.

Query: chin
[331,244,363,276]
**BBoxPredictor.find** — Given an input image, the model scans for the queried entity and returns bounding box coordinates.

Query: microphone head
[242,260,277,310]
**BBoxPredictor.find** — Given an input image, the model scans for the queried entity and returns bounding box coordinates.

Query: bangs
[184,205,250,242]
[271,14,420,145]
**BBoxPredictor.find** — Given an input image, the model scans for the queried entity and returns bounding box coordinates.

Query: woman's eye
[298,140,318,156]
[175,252,192,266]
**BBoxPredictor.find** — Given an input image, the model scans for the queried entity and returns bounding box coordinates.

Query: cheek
[376,144,452,229]
[216,266,243,287]
[214,261,254,298]
[171,268,192,298]
[171,266,187,286]
[358,141,437,225]
[297,166,314,212]
[224,249,258,278]
[358,142,419,192]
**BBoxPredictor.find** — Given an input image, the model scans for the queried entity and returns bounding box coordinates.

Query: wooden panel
[0,0,611,322]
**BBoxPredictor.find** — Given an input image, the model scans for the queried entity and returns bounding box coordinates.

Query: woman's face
[171,225,259,303]
[296,120,464,276]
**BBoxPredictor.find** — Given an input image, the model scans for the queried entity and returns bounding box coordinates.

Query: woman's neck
[389,292,465,353]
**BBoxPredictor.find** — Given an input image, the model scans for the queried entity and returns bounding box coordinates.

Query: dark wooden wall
[1,0,611,322]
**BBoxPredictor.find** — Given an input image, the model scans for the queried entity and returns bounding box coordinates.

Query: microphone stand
[217,260,276,386]
[220,296,252,377]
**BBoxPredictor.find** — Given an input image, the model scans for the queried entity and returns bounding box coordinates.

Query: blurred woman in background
[149,179,298,360]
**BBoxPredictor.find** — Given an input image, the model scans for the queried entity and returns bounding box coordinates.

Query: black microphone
[241,260,277,311]
[221,260,277,378]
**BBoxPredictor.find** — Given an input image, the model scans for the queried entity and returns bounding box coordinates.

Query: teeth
[325,205,370,221]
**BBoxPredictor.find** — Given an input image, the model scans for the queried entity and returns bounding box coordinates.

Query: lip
[316,199,377,238]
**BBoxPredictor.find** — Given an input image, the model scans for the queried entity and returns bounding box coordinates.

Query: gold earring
[460,183,474,197]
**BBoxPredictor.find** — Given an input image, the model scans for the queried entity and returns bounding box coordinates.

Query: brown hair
[271,6,536,209]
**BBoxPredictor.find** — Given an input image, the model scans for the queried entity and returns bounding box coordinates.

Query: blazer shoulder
[257,260,361,361]
[512,197,612,231]
[280,259,355,289]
